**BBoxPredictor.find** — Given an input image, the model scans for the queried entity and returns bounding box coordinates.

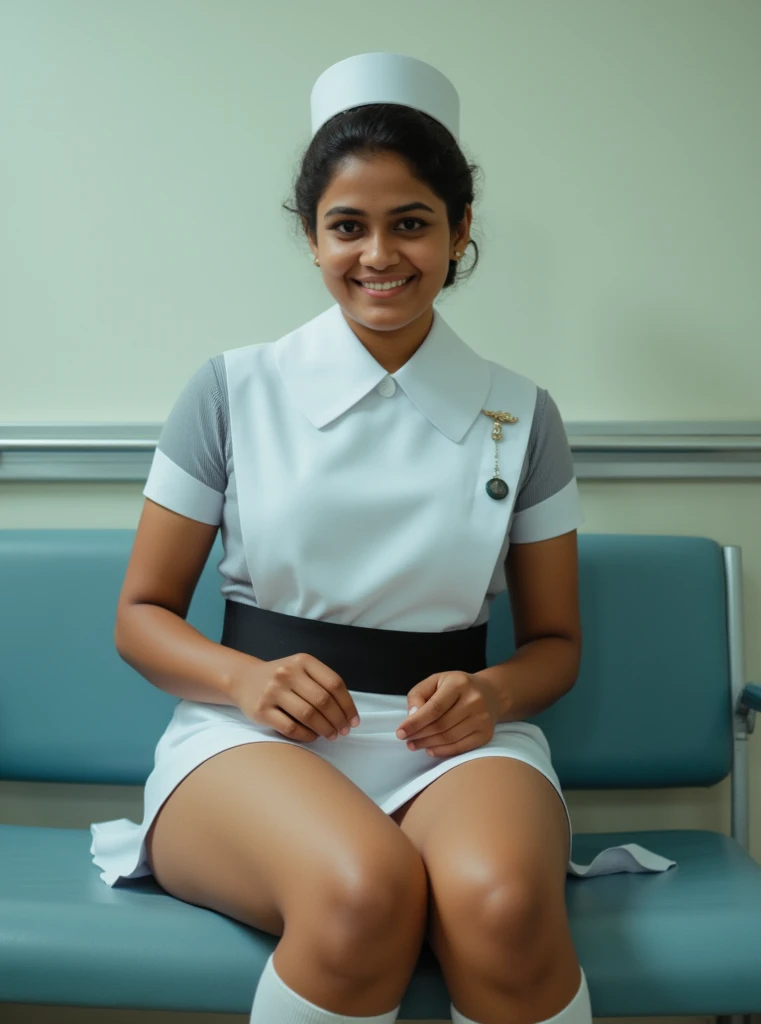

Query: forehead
[318,151,442,209]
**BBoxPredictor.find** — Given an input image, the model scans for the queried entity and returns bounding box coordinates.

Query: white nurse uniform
[90,302,675,885]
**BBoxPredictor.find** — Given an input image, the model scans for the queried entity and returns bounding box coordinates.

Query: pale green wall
[2,1,760,1022]
[2,0,759,421]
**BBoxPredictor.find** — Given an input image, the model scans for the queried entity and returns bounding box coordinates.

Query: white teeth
[360,278,410,291]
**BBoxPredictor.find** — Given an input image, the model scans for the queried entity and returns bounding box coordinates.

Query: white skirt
[90,693,675,886]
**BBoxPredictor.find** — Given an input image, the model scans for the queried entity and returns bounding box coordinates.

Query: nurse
[90,52,673,1024]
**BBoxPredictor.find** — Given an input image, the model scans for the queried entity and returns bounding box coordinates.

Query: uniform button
[376,376,397,398]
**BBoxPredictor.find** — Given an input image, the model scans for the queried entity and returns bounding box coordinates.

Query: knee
[480,876,550,950]
[439,866,567,980]
[303,841,428,971]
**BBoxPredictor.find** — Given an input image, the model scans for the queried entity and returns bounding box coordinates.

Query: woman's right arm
[114,497,257,706]
[121,359,359,735]
[114,498,360,740]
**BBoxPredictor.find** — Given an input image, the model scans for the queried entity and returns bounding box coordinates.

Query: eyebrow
[323,201,435,219]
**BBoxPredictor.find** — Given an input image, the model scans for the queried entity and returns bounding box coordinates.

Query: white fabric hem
[143,448,224,525]
[90,725,675,887]
[91,727,270,886]
[510,478,584,544]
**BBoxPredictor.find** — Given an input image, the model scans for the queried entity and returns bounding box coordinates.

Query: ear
[303,217,319,261]
[452,203,473,254]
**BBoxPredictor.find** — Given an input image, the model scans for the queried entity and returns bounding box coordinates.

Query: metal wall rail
[1,422,761,482]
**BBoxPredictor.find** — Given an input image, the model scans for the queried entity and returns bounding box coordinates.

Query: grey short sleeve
[510,389,584,543]
[156,356,228,491]
[142,356,229,524]
[514,390,574,513]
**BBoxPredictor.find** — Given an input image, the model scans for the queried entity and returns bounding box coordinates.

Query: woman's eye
[331,218,427,235]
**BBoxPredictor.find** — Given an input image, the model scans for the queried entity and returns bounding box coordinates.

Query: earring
[313,257,320,267]
[452,250,462,261]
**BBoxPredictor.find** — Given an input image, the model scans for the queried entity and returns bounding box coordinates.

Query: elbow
[114,600,136,661]
[565,632,582,691]
[536,630,580,694]
[113,610,127,661]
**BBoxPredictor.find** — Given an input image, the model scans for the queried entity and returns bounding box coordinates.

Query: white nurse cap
[310,52,460,141]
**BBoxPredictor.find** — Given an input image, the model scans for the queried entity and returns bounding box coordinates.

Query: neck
[341,306,434,374]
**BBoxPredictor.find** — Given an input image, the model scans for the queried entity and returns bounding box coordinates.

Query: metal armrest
[737,683,759,734]
[740,683,761,712]
[726,548,754,849]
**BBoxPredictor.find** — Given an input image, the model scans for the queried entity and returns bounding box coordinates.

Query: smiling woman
[282,97,480,370]
[311,150,467,368]
[88,51,669,1024]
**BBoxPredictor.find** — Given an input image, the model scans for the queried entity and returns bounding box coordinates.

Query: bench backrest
[0,530,732,788]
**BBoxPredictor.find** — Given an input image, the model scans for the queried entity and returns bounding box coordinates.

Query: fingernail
[351,716,360,728]
[340,725,350,736]
[329,733,338,741]
[396,728,406,739]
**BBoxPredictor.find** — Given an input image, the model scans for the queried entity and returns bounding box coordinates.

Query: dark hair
[283,103,481,288]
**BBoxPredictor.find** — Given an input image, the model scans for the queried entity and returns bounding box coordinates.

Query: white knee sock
[450,966,591,1024]
[250,951,402,1023]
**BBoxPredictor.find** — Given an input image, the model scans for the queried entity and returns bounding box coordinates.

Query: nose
[359,231,401,271]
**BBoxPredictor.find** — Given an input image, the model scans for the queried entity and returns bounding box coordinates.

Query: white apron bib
[224,302,535,631]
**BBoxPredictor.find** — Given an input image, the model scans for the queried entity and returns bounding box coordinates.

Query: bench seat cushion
[2,825,760,1017]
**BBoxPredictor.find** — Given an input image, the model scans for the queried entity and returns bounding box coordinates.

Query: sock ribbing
[450,966,591,1024]
[250,951,401,1023]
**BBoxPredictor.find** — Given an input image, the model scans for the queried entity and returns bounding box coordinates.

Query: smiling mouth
[353,276,416,295]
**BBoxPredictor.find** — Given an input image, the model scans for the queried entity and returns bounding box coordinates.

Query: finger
[268,707,319,743]
[281,689,343,741]
[301,676,357,736]
[406,716,471,748]
[302,655,360,730]
[404,673,441,716]
[397,682,459,737]
[420,732,482,758]
[403,706,464,742]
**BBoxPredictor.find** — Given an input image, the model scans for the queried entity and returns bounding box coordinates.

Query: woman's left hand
[395,671,502,757]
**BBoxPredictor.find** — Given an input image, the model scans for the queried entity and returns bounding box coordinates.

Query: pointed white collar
[274,303,491,443]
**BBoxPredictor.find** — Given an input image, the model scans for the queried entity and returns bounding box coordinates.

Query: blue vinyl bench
[1,530,760,1019]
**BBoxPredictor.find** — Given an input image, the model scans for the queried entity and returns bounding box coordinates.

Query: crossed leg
[391,756,582,1024]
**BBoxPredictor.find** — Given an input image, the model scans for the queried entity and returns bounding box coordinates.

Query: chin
[339,292,435,331]
[344,305,423,333]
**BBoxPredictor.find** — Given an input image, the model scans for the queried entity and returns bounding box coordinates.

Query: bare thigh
[145,740,424,938]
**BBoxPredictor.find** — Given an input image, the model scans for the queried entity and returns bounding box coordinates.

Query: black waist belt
[220,600,488,696]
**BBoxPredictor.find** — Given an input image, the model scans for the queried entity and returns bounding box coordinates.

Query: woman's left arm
[471,529,582,723]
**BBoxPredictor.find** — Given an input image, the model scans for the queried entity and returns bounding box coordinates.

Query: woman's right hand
[229,653,361,742]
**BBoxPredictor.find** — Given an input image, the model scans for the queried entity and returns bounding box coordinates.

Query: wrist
[471,666,516,723]
[217,649,263,707]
